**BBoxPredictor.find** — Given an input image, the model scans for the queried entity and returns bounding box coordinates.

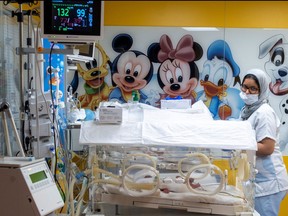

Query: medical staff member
[239,68,288,216]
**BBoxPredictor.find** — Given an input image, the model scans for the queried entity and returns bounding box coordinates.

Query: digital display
[42,0,103,43]
[52,1,96,34]
[29,170,47,183]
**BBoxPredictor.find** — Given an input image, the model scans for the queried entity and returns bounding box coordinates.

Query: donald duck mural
[197,40,244,120]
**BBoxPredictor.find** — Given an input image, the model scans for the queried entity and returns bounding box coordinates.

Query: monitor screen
[67,42,95,62]
[29,170,47,183]
[41,0,103,44]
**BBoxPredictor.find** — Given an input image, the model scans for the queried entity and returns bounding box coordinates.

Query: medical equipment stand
[0,101,25,156]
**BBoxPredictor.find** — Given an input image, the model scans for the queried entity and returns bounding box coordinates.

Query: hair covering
[240,68,269,120]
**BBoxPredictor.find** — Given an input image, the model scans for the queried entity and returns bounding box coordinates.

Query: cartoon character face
[77,43,110,89]
[259,34,288,95]
[158,59,197,98]
[77,60,106,89]
[264,44,288,95]
[200,57,233,97]
[112,51,152,92]
[148,34,202,101]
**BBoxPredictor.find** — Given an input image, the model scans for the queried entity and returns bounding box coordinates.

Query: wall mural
[65,27,288,155]
[109,33,154,104]
[75,43,111,110]
[43,39,65,103]
[258,34,288,154]
[196,40,244,120]
[148,34,202,107]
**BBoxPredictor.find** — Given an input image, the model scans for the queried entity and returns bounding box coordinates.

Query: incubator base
[91,193,255,216]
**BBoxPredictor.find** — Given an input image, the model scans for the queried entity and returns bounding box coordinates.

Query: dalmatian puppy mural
[279,97,288,152]
[259,34,288,153]
[259,34,288,96]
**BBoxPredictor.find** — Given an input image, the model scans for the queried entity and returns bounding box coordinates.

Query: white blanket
[79,101,257,150]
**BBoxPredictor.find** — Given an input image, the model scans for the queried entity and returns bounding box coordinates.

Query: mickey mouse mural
[197,40,244,120]
[147,34,203,107]
[108,33,154,103]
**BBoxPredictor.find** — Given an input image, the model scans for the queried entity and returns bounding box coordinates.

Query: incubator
[79,101,257,215]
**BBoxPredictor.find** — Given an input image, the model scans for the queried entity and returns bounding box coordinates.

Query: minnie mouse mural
[147,34,203,106]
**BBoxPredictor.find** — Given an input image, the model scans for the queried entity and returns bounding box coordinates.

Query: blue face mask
[239,92,259,105]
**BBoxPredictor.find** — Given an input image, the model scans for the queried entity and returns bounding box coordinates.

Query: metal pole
[18,3,25,145]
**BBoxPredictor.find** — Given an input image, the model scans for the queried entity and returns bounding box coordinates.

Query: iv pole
[5,0,37,149]
[14,1,26,147]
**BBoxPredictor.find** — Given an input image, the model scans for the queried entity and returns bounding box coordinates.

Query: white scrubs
[247,103,288,216]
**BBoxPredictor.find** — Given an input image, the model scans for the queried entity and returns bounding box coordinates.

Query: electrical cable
[31,16,60,151]
[32,21,66,202]
[48,42,61,181]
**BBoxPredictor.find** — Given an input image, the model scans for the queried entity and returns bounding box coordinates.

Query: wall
[16,1,288,28]
[104,1,288,28]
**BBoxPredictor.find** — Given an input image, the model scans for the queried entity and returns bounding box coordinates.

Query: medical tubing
[88,167,159,195]
[86,164,122,189]
[87,153,159,196]
[90,178,122,187]
[71,162,85,182]
[50,152,56,176]
[91,184,97,213]
[91,177,159,192]
[122,153,157,170]
[185,164,225,195]
[178,153,211,177]
[237,153,250,181]
[69,177,77,216]
[57,172,69,214]
[122,164,160,197]
[87,167,121,180]
[75,177,88,216]
[85,152,122,187]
